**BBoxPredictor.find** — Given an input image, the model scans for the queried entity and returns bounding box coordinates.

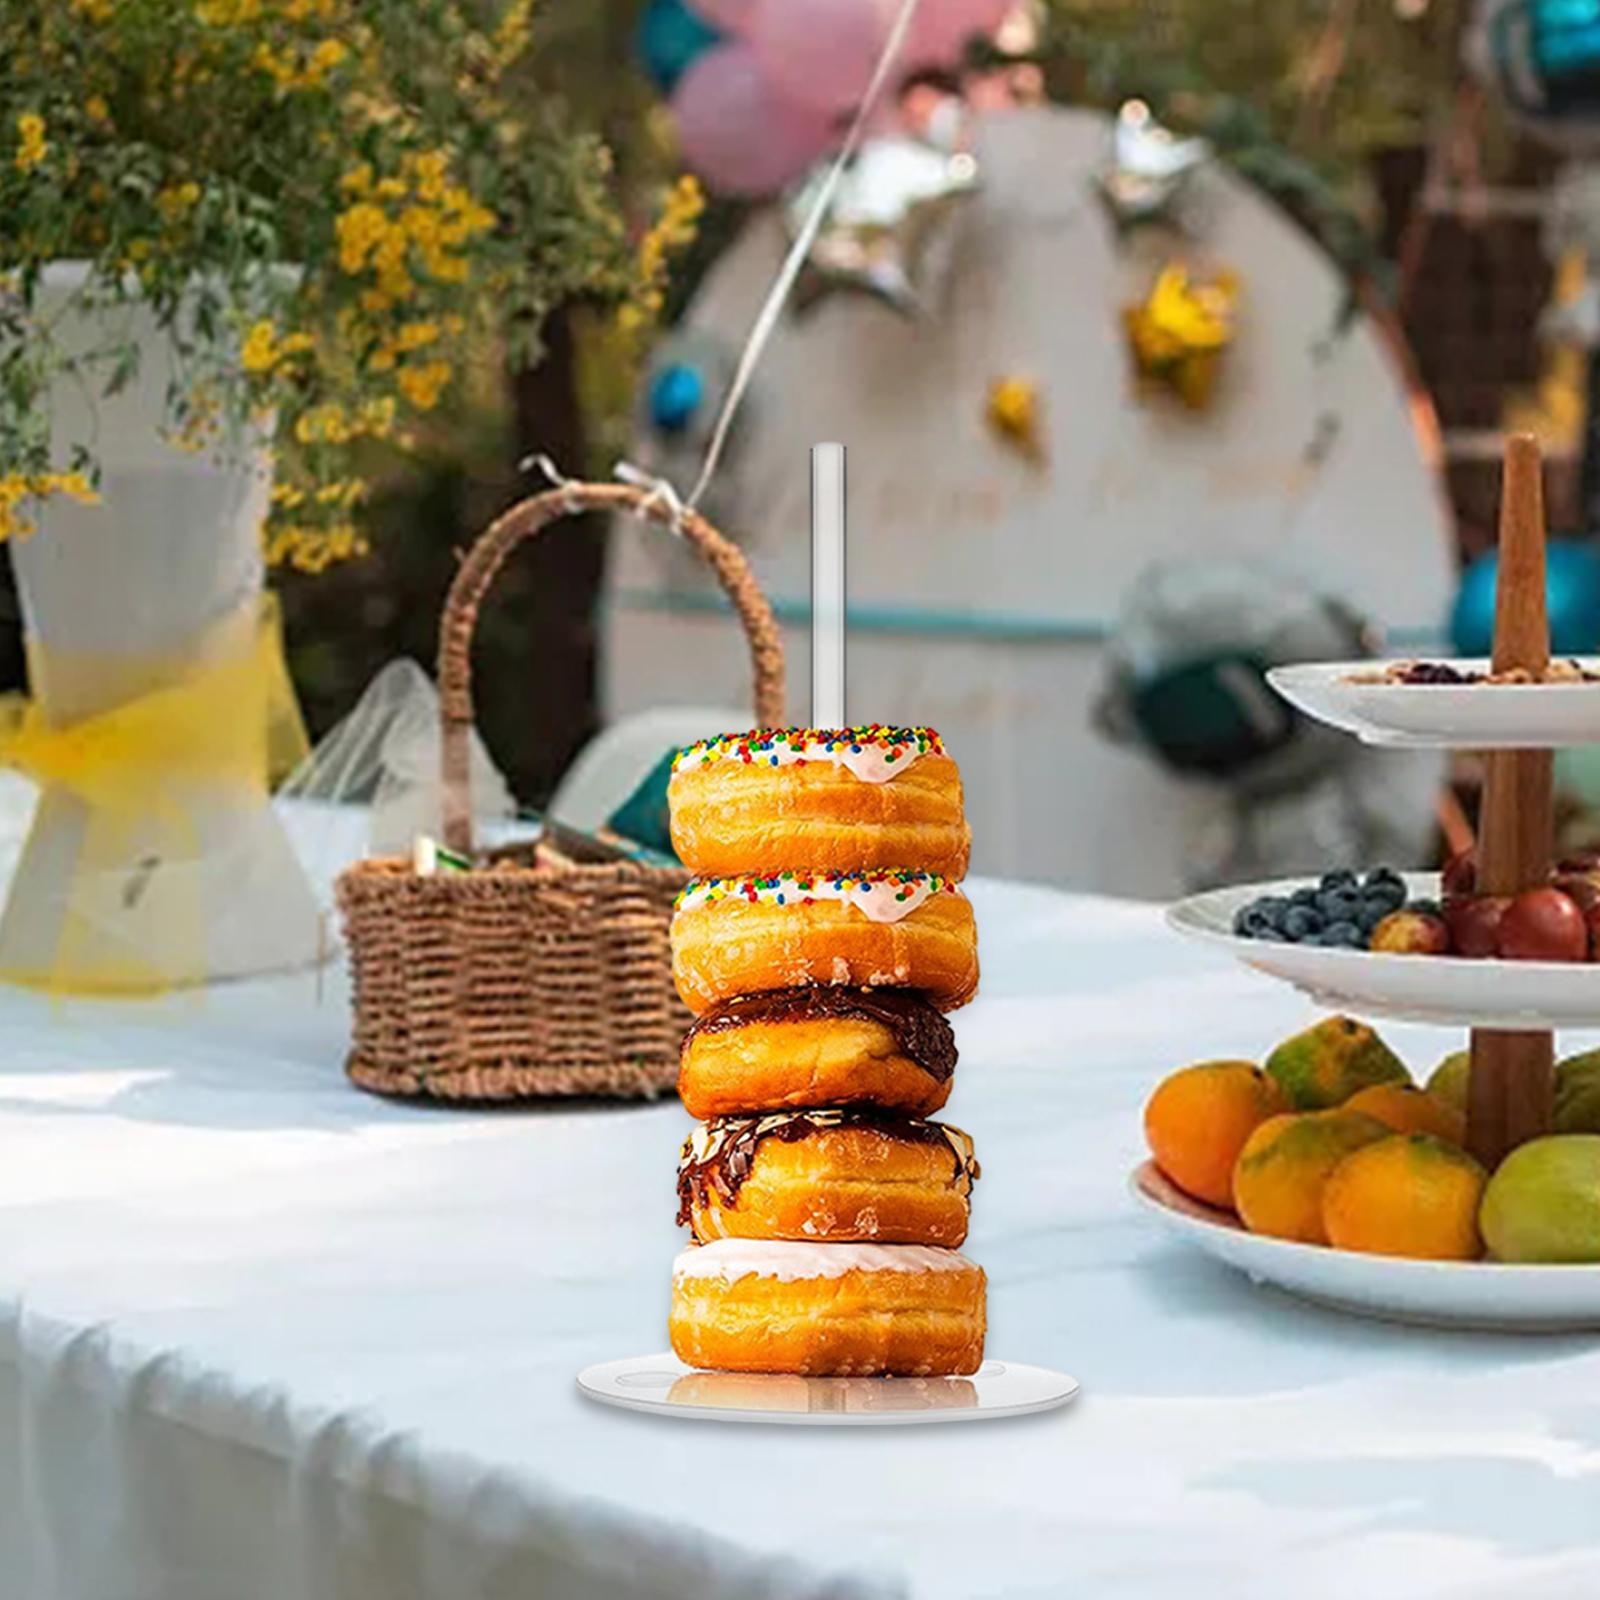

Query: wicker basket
[336,481,785,1101]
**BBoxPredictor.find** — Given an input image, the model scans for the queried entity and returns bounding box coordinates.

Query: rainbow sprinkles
[672,726,945,785]
[674,869,961,925]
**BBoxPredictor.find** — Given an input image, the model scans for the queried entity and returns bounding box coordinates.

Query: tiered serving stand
[1140,435,1600,1331]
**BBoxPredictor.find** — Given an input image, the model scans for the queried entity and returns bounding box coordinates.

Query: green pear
[1556,1088,1600,1136]
[1480,1135,1600,1263]
[1555,1049,1600,1133]
[1264,1016,1410,1111]
[1425,1050,1470,1114]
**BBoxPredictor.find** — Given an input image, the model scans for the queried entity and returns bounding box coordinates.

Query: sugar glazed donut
[669,1239,987,1376]
[677,1108,979,1246]
[678,987,956,1120]
[671,870,979,1014]
[669,727,971,880]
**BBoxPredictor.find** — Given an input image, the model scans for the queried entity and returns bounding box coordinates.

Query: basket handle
[437,481,787,854]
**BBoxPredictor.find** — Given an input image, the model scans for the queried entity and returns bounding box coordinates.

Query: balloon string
[685,0,925,510]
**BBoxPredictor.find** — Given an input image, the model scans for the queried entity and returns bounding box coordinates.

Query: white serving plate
[1168,872,1600,1028]
[1133,1162,1600,1332]
[577,1354,1079,1426]
[1268,658,1600,748]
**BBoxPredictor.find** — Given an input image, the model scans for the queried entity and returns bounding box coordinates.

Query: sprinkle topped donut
[675,869,961,924]
[673,726,946,785]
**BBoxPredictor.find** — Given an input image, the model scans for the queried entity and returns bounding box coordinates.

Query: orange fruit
[1232,1109,1390,1244]
[1143,1061,1286,1210]
[1343,1083,1467,1147]
[1322,1134,1487,1260]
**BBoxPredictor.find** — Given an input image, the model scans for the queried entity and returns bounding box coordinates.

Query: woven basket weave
[336,481,785,1101]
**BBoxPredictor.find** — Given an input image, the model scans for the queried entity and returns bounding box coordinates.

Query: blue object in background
[636,0,721,92]
[605,747,679,858]
[648,361,707,433]
[1488,0,1600,119]
[1450,536,1600,656]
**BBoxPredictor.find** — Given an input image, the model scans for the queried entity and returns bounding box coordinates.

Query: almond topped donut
[669,726,971,880]
[669,1239,986,1376]
[678,987,956,1120]
[671,869,979,1014]
[677,1108,979,1246]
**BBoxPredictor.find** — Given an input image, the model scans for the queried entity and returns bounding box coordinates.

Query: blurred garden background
[5,0,1599,890]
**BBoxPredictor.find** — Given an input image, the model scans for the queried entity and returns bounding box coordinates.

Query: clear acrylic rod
[810,442,846,729]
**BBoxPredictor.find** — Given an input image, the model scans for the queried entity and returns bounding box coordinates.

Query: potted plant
[0,0,681,990]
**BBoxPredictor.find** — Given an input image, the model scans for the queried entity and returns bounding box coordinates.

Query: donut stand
[580,449,1079,1421]
[1145,434,1600,1329]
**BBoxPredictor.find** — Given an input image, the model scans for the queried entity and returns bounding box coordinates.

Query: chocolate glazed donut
[677,1107,980,1246]
[678,987,957,1120]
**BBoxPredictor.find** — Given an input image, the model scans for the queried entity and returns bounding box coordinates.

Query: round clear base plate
[577,1355,1079,1425]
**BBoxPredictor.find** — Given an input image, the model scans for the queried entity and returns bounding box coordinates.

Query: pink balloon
[748,0,886,116]
[686,0,756,30]
[900,0,1010,67]
[672,44,834,197]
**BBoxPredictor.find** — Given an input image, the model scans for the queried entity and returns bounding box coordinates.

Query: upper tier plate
[1168,873,1600,1028]
[1268,659,1600,748]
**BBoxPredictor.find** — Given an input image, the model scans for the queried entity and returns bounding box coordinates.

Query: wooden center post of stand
[1467,434,1556,1170]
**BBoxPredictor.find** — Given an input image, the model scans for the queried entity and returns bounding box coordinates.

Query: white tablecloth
[4,831,1600,1597]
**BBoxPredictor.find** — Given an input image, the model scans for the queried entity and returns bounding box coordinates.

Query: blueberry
[1365,883,1406,913]
[1283,905,1323,941]
[1363,866,1406,895]
[1233,905,1254,936]
[1356,900,1390,934]
[1255,896,1292,929]
[1290,886,1320,910]
[1320,869,1358,894]
[1320,920,1365,948]
[1317,888,1362,922]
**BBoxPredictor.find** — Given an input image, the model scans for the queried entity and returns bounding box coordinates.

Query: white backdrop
[603,105,1455,894]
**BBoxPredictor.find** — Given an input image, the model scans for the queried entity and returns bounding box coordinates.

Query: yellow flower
[396,319,440,351]
[294,403,352,445]
[621,174,703,336]
[0,470,99,542]
[400,205,443,247]
[71,0,114,19]
[156,181,202,222]
[311,40,348,73]
[358,395,397,436]
[252,34,346,92]
[410,149,450,203]
[14,113,48,174]
[335,202,389,273]
[240,320,278,373]
[195,0,262,24]
[85,95,111,126]
[314,478,367,508]
[396,360,452,411]
[489,0,535,76]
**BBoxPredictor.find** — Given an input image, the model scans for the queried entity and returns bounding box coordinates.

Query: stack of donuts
[666,726,986,1377]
